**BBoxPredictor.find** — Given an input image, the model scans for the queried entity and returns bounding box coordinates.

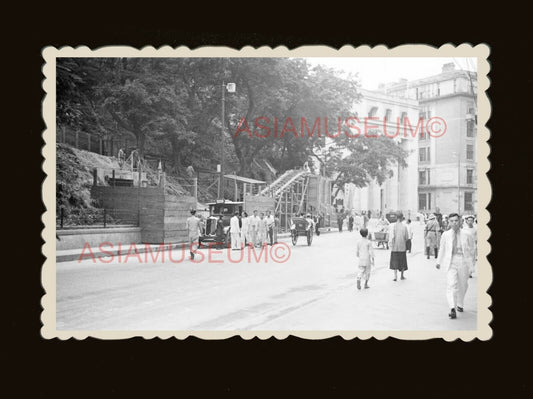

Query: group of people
[233,209,279,250]
[355,212,412,290]
[337,212,370,233]
[355,210,477,320]
[185,209,280,260]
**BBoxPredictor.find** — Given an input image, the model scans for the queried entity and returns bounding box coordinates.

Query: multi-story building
[383,62,478,216]
[342,88,420,219]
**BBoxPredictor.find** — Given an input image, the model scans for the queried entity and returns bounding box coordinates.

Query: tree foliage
[56,57,408,188]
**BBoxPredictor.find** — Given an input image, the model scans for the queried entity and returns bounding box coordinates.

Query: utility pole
[217,81,236,200]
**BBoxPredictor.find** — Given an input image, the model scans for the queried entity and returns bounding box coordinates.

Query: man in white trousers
[436,213,476,319]
[230,211,242,250]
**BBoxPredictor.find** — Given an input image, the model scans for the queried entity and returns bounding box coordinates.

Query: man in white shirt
[405,218,414,253]
[265,210,275,245]
[462,215,477,277]
[185,209,202,260]
[230,211,242,250]
[436,213,476,319]
[249,210,259,247]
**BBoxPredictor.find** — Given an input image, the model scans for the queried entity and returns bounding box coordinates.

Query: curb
[56,227,342,263]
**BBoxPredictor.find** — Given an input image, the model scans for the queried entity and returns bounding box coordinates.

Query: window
[419,111,427,139]
[419,170,426,185]
[419,193,431,211]
[467,119,475,137]
[466,144,474,160]
[400,111,407,124]
[466,169,473,184]
[464,192,473,211]
[419,193,427,210]
[419,148,426,162]
[419,169,430,185]
[419,148,430,162]
[384,109,392,123]
[368,106,378,117]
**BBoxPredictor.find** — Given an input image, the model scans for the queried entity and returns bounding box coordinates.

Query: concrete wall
[57,227,141,251]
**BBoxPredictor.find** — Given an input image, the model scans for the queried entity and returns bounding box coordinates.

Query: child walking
[356,228,374,290]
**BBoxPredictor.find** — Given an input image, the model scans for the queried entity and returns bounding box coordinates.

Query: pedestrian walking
[389,212,409,281]
[424,214,439,259]
[215,215,225,249]
[249,210,259,247]
[241,211,250,247]
[348,214,354,232]
[462,215,477,278]
[256,212,268,247]
[230,211,242,250]
[356,228,374,290]
[436,213,476,319]
[185,209,202,260]
[266,210,275,245]
[273,213,280,244]
[405,219,413,253]
[305,213,315,235]
[337,213,344,233]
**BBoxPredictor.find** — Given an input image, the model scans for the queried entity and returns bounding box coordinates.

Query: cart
[290,217,313,246]
[373,231,389,249]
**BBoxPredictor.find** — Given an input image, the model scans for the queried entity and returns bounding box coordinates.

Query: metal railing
[59,126,135,157]
[57,207,140,229]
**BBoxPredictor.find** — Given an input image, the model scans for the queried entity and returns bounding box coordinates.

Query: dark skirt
[390,251,408,271]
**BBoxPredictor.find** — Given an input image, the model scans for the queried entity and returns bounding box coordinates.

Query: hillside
[56,144,197,214]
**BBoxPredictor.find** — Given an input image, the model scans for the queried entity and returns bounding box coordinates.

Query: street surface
[56,222,477,331]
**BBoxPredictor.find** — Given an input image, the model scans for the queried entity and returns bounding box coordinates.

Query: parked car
[199,200,244,247]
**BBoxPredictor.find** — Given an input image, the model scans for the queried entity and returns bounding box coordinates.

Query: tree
[327,133,409,198]
[56,57,409,191]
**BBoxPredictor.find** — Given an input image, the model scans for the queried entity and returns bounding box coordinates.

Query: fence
[57,207,140,229]
[59,126,135,157]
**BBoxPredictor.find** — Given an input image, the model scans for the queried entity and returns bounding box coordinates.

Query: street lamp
[217,82,236,200]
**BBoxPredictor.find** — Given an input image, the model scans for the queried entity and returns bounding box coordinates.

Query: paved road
[56,222,477,331]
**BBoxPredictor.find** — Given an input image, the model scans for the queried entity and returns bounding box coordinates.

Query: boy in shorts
[356,228,374,290]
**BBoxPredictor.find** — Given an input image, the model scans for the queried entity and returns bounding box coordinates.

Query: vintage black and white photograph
[41,45,491,339]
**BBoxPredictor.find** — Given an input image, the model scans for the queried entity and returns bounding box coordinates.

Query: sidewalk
[55,227,341,263]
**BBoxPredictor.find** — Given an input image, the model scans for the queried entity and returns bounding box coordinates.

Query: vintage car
[199,200,243,248]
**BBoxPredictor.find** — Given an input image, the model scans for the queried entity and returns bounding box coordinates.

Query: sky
[306,57,476,90]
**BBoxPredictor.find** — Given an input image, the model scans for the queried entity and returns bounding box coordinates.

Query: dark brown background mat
[8,7,529,396]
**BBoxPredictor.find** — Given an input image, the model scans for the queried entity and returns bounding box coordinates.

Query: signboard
[226,83,236,93]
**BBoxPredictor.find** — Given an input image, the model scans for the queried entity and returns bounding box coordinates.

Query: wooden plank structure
[91,186,195,244]
[243,194,275,214]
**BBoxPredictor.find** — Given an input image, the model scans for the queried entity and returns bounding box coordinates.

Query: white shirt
[405,222,413,240]
[249,215,259,230]
[230,216,241,233]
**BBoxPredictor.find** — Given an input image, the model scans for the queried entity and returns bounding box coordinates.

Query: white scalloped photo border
[41,43,491,340]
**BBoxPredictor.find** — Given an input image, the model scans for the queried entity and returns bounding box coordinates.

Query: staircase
[260,168,310,198]
[259,165,313,216]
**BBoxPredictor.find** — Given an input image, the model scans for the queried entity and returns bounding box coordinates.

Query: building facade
[344,88,420,219]
[383,63,478,216]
